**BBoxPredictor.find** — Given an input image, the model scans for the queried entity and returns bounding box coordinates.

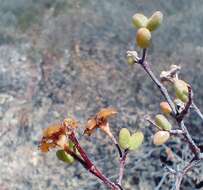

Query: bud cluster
[132,11,163,48]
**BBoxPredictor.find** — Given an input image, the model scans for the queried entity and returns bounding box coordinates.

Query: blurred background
[0,0,203,189]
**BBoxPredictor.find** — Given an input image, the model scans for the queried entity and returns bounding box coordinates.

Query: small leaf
[119,128,131,149]
[153,131,170,146]
[146,11,163,32]
[155,114,172,131]
[132,13,148,29]
[174,79,189,102]
[136,28,151,48]
[56,150,75,164]
[129,131,144,151]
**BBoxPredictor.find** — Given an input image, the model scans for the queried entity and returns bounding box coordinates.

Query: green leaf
[119,128,130,149]
[174,79,189,102]
[56,150,75,164]
[128,131,144,150]
[146,11,163,32]
[132,13,148,29]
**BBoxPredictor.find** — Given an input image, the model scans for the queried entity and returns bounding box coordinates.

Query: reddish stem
[68,132,119,190]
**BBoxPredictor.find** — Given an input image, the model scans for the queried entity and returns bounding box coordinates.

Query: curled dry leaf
[96,108,118,120]
[63,118,78,129]
[84,108,117,136]
[39,118,78,152]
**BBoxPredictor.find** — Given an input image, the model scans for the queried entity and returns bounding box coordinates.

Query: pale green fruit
[119,128,130,149]
[56,150,75,164]
[128,131,144,150]
[132,13,148,29]
[153,131,170,145]
[155,114,172,131]
[147,11,163,32]
[174,79,189,102]
[136,28,151,48]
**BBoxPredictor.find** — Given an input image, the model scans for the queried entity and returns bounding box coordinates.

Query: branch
[192,102,203,122]
[130,49,202,189]
[136,53,177,116]
[117,149,129,186]
[154,172,168,190]
[110,134,123,158]
[68,132,119,190]
[179,121,200,159]
[175,158,202,190]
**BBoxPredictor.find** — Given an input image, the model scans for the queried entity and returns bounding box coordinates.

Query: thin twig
[145,116,184,135]
[111,134,123,158]
[179,121,200,159]
[175,159,202,190]
[117,149,129,186]
[139,59,177,116]
[155,172,168,190]
[192,102,203,121]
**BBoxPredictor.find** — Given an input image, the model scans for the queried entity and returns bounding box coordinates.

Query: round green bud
[153,131,170,146]
[128,131,144,150]
[155,114,172,131]
[119,128,130,149]
[136,28,151,48]
[132,13,148,29]
[174,79,189,102]
[56,150,75,164]
[147,11,163,32]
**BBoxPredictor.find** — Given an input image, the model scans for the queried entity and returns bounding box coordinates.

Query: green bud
[127,55,135,65]
[128,131,144,151]
[56,150,75,164]
[174,79,189,102]
[69,141,75,149]
[155,114,172,131]
[136,28,151,48]
[119,128,130,149]
[153,131,170,145]
[132,13,148,29]
[68,141,80,156]
[147,11,163,32]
